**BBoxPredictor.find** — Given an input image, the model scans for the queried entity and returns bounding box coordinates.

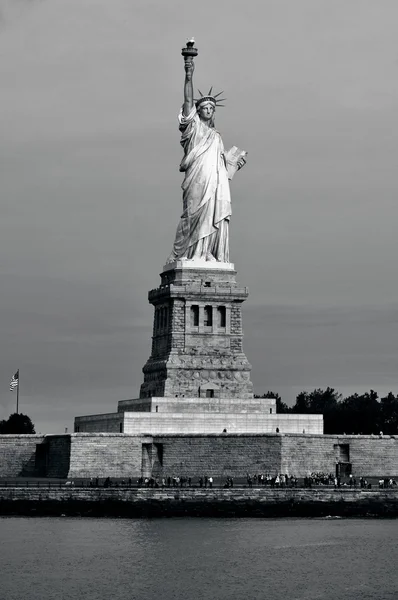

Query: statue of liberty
[167,40,247,264]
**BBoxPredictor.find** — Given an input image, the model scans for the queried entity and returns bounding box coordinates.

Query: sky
[1,0,398,433]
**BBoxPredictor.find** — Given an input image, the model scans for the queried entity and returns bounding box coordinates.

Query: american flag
[10,370,19,391]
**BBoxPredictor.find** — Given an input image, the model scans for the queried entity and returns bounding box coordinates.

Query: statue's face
[198,103,215,122]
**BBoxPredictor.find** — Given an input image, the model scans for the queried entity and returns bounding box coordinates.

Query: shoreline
[0,487,397,518]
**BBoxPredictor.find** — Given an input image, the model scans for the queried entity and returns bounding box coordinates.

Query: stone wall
[123,412,323,435]
[1,487,397,517]
[140,262,254,400]
[280,434,398,477]
[74,413,123,433]
[75,399,323,435]
[153,433,398,479]
[117,398,151,412]
[46,436,71,478]
[345,435,398,476]
[153,434,282,478]
[0,433,397,480]
[67,434,143,478]
[121,396,276,414]
[0,435,46,477]
[281,435,336,475]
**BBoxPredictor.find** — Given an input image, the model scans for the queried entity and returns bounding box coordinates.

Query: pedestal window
[217,306,226,328]
[204,305,213,327]
[190,305,199,327]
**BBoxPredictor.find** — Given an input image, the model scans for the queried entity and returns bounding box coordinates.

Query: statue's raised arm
[183,59,194,116]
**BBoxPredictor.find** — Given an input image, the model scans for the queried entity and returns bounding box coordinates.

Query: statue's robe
[168,105,231,262]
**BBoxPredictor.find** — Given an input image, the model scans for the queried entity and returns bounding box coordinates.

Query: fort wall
[67,434,143,479]
[152,434,282,478]
[0,435,45,477]
[280,434,398,477]
[0,433,396,480]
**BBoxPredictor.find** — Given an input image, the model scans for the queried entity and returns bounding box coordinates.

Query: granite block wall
[125,396,276,414]
[1,488,397,518]
[141,263,254,400]
[74,413,123,433]
[0,435,46,477]
[0,433,396,480]
[347,436,398,476]
[153,434,283,478]
[280,434,398,477]
[46,436,71,478]
[123,412,323,435]
[280,435,337,475]
[67,434,143,478]
[1,487,397,519]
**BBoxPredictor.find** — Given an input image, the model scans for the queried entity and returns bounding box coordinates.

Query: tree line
[0,413,35,434]
[255,388,398,434]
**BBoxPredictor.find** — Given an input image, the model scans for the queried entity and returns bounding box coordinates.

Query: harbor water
[1,517,397,599]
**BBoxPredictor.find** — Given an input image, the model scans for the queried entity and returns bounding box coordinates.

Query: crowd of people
[138,476,214,488]
[137,472,398,490]
[309,472,335,485]
[246,473,299,488]
[69,473,397,489]
[378,478,397,488]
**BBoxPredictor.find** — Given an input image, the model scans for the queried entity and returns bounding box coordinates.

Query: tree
[275,396,291,414]
[0,413,35,434]
[291,388,342,433]
[251,387,398,434]
[379,393,398,434]
[291,391,311,413]
[339,390,380,434]
[254,391,291,413]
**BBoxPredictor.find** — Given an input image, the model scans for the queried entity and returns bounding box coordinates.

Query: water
[1,517,397,600]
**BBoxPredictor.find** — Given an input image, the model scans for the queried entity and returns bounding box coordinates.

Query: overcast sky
[1,0,398,433]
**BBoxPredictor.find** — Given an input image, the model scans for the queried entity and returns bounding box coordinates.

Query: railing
[149,284,249,298]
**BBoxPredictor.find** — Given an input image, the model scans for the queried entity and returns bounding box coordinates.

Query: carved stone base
[140,261,253,400]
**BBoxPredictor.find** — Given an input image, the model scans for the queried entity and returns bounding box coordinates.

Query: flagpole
[16,369,19,414]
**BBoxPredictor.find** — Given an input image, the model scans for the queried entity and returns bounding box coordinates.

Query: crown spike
[195,88,227,109]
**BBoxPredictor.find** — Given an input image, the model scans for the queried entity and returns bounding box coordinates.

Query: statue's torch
[181,38,198,64]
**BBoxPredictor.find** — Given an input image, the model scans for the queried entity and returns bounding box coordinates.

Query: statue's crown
[195,87,226,109]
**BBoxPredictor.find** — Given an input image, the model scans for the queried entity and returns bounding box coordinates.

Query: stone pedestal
[74,260,325,435]
[139,259,254,400]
